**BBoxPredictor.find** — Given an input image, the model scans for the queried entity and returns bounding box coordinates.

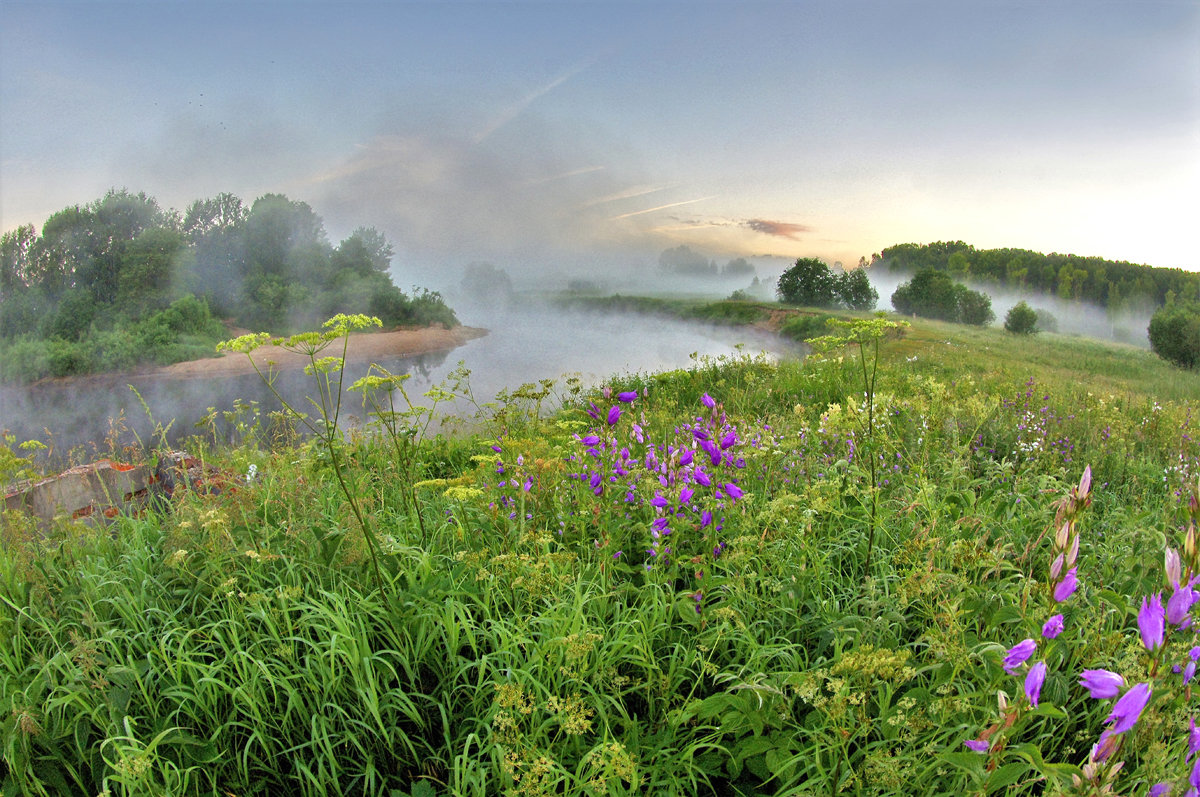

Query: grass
[2,310,1200,796]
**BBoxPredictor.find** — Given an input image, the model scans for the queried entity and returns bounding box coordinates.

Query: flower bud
[1167,548,1183,589]
[1067,533,1080,567]
[1049,553,1065,580]
[1077,465,1092,502]
[997,690,1009,711]
[1187,524,1197,561]
[1055,521,1071,551]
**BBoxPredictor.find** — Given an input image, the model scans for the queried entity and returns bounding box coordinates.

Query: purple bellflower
[1003,639,1037,674]
[1024,661,1047,707]
[1139,593,1166,651]
[1054,568,1079,602]
[1080,669,1125,699]
[1107,682,1152,734]
[1042,614,1064,639]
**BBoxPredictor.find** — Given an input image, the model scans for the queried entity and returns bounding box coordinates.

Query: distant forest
[878,241,1200,313]
[0,190,457,382]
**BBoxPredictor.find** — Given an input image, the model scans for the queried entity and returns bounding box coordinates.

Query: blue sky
[2,0,1197,275]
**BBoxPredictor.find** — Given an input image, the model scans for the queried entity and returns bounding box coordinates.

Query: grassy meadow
[3,308,1200,796]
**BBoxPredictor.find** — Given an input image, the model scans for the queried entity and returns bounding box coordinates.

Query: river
[0,305,794,460]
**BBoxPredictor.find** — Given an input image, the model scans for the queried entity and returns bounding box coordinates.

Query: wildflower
[1139,593,1166,651]
[1107,682,1152,734]
[606,406,621,426]
[679,486,694,504]
[1003,639,1037,674]
[1149,783,1170,797]
[1080,669,1125,699]
[1042,614,1064,639]
[617,391,637,403]
[1190,716,1200,763]
[724,482,744,501]
[1054,568,1079,602]
[963,739,989,753]
[1167,547,1183,588]
[1025,661,1046,707]
[701,393,716,409]
[1168,584,1198,626]
[720,430,737,450]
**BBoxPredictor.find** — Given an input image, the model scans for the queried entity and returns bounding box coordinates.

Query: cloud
[745,219,811,240]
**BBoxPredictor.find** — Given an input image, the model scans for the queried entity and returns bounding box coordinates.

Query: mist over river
[0,305,793,459]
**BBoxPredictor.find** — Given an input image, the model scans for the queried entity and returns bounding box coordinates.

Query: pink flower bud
[1055,521,1070,551]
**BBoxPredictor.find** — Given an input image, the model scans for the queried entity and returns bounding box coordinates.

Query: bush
[778,312,838,342]
[0,336,51,383]
[1148,300,1200,368]
[1004,300,1039,334]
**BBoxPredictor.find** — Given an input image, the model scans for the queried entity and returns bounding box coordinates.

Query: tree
[777,257,837,307]
[835,268,878,311]
[332,227,393,277]
[0,224,36,296]
[659,245,717,276]
[891,268,993,326]
[1004,300,1038,334]
[1148,300,1200,369]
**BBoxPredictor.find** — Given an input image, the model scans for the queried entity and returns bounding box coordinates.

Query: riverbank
[22,325,488,387]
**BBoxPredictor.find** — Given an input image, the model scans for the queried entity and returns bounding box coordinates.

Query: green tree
[777,257,837,307]
[115,227,190,315]
[891,268,993,326]
[1148,300,1200,369]
[0,224,36,297]
[834,268,878,311]
[1004,301,1038,334]
[332,227,394,277]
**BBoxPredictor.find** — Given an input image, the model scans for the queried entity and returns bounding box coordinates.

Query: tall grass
[2,315,1199,795]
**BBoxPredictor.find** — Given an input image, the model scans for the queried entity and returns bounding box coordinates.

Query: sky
[2,0,1198,279]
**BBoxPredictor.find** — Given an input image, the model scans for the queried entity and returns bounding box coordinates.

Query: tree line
[877,241,1200,312]
[0,189,457,382]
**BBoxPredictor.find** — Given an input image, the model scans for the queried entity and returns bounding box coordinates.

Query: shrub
[0,336,51,383]
[1004,300,1039,334]
[1148,300,1200,368]
[778,312,837,342]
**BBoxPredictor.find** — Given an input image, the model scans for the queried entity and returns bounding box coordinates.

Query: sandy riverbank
[152,325,489,380]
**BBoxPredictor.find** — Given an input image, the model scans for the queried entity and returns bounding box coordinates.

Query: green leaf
[986,762,1028,793]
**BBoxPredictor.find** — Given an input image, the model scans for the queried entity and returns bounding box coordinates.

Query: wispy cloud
[474,59,593,144]
[745,219,810,240]
[583,183,673,207]
[610,196,717,220]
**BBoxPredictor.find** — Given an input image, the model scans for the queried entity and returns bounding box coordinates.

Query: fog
[860,266,1153,347]
[0,297,793,465]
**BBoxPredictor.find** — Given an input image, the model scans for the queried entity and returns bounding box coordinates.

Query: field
[3,308,1200,796]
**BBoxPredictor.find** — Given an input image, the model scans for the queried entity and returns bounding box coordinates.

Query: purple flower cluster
[566,390,746,605]
[969,468,1200,793]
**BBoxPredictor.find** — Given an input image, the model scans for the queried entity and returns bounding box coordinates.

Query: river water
[0,305,794,460]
